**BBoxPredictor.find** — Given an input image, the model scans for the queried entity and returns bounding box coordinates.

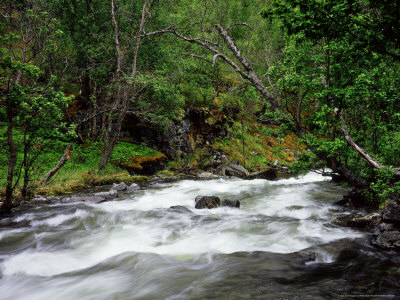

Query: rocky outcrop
[195,196,221,209]
[382,200,400,225]
[221,199,240,208]
[225,163,249,178]
[127,183,140,192]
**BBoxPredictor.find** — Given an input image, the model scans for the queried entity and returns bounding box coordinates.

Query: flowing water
[0,173,399,299]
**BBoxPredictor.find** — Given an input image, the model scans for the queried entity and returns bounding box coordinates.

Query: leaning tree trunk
[40,145,72,184]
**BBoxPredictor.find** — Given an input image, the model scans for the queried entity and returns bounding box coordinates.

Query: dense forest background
[1,0,399,213]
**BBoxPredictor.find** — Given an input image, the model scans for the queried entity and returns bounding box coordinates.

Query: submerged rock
[195,196,221,209]
[221,199,240,208]
[168,206,194,214]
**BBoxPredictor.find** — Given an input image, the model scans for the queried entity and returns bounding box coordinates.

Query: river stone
[94,190,118,200]
[221,199,240,208]
[112,182,128,191]
[61,196,106,204]
[197,172,219,179]
[382,200,400,225]
[225,164,249,178]
[127,183,140,192]
[195,195,204,203]
[373,231,400,249]
[195,196,221,209]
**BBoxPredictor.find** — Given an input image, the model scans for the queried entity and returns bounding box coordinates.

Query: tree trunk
[40,145,72,184]
[2,105,17,214]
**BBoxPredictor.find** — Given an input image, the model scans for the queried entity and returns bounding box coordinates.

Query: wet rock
[221,199,240,208]
[195,195,204,204]
[127,183,140,192]
[373,231,400,249]
[197,172,219,179]
[378,222,395,232]
[112,182,128,191]
[246,169,277,180]
[333,213,381,230]
[195,196,221,209]
[61,196,106,204]
[168,206,194,214]
[94,189,119,200]
[382,200,400,225]
[225,164,249,178]
[32,196,54,204]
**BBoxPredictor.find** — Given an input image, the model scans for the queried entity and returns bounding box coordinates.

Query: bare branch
[184,53,212,64]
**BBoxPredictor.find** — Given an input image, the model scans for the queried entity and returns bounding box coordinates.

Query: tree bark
[2,104,17,214]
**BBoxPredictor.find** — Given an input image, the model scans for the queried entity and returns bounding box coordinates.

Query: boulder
[382,200,400,225]
[94,189,119,200]
[225,164,249,178]
[112,182,128,191]
[333,212,381,230]
[221,199,240,208]
[127,183,140,192]
[373,231,400,249]
[195,196,221,209]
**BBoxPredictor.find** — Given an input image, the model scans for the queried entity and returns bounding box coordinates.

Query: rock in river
[195,196,221,209]
[221,199,240,208]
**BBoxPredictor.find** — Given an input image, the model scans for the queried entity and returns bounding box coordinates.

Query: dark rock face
[333,213,381,230]
[221,199,240,208]
[382,200,400,225]
[373,231,400,249]
[199,148,229,175]
[246,169,277,180]
[225,164,249,178]
[195,196,221,209]
[334,189,368,208]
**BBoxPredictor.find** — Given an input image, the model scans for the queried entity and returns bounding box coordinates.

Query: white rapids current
[0,172,364,299]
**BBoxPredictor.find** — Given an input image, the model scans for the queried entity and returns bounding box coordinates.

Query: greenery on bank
[0,140,161,198]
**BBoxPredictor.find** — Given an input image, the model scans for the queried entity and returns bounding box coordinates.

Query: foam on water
[0,172,362,279]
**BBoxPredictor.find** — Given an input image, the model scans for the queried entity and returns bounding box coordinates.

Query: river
[0,172,398,299]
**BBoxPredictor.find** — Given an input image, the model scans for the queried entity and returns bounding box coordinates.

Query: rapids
[0,172,398,299]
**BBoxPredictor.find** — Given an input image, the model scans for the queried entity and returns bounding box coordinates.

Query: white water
[0,172,363,299]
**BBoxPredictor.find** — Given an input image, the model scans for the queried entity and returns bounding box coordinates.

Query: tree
[0,1,73,213]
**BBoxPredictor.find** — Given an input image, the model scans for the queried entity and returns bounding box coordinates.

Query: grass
[0,141,164,199]
[213,121,305,170]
